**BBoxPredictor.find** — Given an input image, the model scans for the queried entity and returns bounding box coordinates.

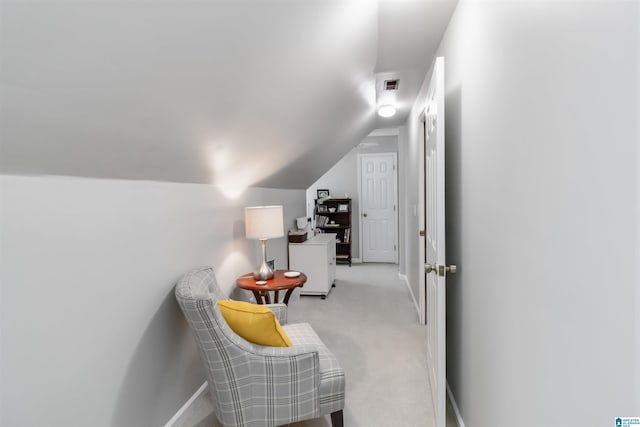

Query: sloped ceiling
[0,0,456,190]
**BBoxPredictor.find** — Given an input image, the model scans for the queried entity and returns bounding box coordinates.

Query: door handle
[436,264,457,276]
[362,213,367,217]
[426,264,457,275]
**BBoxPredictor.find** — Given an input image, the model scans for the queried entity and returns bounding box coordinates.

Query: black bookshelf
[315,198,352,266]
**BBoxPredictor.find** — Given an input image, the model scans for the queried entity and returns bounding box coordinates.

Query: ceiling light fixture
[377,104,396,118]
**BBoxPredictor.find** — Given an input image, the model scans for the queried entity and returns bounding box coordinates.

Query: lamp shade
[245,206,284,240]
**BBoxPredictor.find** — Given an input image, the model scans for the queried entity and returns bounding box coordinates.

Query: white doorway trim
[423,56,447,427]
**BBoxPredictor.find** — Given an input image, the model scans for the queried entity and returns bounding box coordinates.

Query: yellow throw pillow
[217,300,292,347]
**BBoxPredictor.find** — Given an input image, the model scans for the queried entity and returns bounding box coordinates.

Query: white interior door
[359,153,398,263]
[424,57,448,427]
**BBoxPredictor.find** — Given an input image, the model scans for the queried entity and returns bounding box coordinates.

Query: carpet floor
[174,263,458,427]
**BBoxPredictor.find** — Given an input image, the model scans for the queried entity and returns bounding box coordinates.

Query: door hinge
[394,245,397,251]
[393,205,396,212]
[393,164,396,171]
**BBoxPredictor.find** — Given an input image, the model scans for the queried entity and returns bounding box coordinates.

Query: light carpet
[174,263,457,427]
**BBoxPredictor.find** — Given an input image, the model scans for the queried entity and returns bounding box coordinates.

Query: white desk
[288,234,336,298]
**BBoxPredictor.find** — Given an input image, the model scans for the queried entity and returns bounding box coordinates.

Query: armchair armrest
[247,344,322,422]
[266,303,287,325]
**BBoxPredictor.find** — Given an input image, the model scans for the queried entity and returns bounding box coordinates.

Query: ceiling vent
[384,79,399,91]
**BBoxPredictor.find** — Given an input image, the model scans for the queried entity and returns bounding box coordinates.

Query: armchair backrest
[175,266,226,302]
[175,267,259,426]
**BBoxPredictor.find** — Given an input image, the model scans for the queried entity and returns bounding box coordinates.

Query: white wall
[0,174,305,427]
[306,135,398,261]
[400,1,639,425]
[398,109,423,307]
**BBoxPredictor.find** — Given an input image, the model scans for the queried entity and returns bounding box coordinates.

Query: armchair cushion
[217,300,292,347]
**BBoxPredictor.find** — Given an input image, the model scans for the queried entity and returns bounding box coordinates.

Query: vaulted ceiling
[0,0,457,190]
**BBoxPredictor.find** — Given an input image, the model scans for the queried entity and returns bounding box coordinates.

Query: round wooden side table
[236,269,307,305]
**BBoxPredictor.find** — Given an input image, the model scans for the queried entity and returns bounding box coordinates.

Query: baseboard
[446,381,466,427]
[164,381,208,427]
[399,273,420,315]
[351,257,362,264]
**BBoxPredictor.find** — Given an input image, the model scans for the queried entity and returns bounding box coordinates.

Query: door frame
[424,56,447,427]
[357,152,399,264]
[418,111,427,325]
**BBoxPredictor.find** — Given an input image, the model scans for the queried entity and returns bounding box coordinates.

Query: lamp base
[253,239,274,280]
[253,262,274,281]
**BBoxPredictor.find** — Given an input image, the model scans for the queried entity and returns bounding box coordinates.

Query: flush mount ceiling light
[377,104,396,118]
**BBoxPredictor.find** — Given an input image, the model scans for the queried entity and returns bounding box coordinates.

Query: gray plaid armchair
[175,266,345,427]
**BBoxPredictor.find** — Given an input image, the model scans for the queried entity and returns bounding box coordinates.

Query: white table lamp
[245,205,284,280]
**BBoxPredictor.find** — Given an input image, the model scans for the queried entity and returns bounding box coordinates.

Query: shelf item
[288,230,307,243]
[314,197,351,266]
